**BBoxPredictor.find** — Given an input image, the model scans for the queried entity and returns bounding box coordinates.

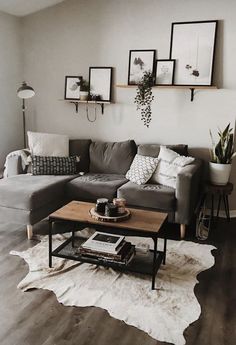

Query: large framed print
[170,20,217,86]
[89,67,112,102]
[64,76,82,100]
[155,59,175,85]
[128,50,156,85]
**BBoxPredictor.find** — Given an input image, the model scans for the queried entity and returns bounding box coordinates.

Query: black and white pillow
[126,154,159,185]
[31,155,77,175]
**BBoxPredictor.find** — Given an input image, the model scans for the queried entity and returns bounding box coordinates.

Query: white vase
[209,162,231,185]
[80,91,89,101]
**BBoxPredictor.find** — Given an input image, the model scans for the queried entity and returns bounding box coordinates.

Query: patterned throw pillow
[126,154,159,185]
[151,146,195,188]
[32,156,77,175]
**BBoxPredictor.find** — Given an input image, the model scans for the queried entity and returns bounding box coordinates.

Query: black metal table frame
[48,217,167,290]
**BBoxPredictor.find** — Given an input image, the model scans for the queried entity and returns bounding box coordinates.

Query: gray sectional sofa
[0,139,203,239]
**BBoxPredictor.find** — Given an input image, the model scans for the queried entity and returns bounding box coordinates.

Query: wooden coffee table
[48,201,168,289]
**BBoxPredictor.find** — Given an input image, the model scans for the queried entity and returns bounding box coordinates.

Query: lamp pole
[22,99,26,148]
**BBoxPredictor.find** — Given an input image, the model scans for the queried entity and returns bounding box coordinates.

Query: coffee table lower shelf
[50,237,165,289]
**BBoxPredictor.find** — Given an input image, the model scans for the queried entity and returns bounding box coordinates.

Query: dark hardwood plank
[0,218,235,345]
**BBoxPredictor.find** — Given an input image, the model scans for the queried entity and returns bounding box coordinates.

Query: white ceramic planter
[209,162,231,185]
[80,91,89,101]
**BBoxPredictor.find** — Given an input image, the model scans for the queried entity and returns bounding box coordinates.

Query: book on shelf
[79,241,132,261]
[81,231,124,254]
[78,244,135,266]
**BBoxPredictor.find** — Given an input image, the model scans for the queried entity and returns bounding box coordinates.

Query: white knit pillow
[28,131,69,157]
[126,154,159,185]
[151,146,195,188]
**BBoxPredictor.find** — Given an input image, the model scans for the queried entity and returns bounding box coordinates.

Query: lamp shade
[17,81,35,99]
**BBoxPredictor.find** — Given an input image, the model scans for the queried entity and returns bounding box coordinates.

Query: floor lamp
[17,82,35,148]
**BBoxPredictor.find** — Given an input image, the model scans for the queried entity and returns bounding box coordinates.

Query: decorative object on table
[155,59,175,85]
[90,206,131,223]
[128,50,155,85]
[89,67,112,102]
[79,78,90,100]
[170,20,218,85]
[95,198,109,214]
[17,81,35,148]
[11,235,216,345]
[105,203,118,217]
[134,71,155,127]
[209,123,236,185]
[126,153,158,185]
[113,198,126,215]
[64,76,82,100]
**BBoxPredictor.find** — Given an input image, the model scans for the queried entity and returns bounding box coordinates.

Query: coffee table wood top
[50,201,167,234]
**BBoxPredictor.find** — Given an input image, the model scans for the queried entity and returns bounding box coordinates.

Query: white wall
[22,0,236,208]
[0,11,23,170]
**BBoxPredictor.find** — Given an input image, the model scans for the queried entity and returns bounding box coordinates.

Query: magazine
[81,232,124,254]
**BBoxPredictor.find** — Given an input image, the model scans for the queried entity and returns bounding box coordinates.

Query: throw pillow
[31,156,77,175]
[126,154,158,185]
[28,131,69,157]
[151,146,195,188]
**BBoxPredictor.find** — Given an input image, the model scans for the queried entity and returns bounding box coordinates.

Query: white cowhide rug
[11,234,216,345]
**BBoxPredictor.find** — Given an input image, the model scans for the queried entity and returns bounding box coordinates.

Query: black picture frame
[169,20,218,86]
[64,76,82,100]
[155,59,175,86]
[89,67,112,102]
[128,50,156,85]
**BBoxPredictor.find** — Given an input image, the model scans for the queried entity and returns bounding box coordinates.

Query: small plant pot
[80,91,89,101]
[209,162,231,185]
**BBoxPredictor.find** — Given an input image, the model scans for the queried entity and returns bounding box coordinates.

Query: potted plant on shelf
[209,123,236,185]
[134,71,154,128]
[79,79,90,101]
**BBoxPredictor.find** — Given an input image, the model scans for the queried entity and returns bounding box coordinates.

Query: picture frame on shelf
[64,76,82,100]
[169,20,218,86]
[128,50,156,85]
[89,67,112,102]
[155,59,175,85]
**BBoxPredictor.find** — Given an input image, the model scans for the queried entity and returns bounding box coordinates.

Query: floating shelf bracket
[190,88,195,102]
[70,101,79,113]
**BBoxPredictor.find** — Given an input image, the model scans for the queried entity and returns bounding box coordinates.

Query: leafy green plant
[80,78,90,92]
[134,71,154,128]
[210,123,236,163]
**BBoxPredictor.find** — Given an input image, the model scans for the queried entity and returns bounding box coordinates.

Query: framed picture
[169,20,218,86]
[128,50,156,85]
[89,67,112,102]
[64,76,82,100]
[155,59,175,85]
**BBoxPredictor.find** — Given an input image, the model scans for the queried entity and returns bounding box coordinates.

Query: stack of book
[78,232,135,265]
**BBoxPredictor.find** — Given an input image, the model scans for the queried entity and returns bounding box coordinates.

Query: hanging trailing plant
[134,71,154,128]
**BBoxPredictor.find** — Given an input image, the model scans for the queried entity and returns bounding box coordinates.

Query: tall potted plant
[134,71,154,128]
[209,123,236,185]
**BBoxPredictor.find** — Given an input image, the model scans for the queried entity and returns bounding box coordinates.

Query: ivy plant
[134,71,154,128]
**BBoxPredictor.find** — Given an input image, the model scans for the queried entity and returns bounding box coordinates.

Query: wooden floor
[0,218,235,345]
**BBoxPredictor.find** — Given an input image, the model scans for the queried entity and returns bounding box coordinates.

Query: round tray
[90,207,131,222]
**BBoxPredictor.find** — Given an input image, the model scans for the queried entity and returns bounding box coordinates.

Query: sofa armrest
[175,158,203,225]
[3,149,30,177]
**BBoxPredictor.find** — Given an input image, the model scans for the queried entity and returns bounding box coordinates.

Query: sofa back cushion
[138,144,188,157]
[69,139,91,172]
[89,140,137,174]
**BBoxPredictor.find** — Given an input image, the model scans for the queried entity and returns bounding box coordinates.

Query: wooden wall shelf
[116,84,217,101]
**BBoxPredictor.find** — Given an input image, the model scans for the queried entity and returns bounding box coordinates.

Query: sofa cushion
[67,173,128,202]
[89,140,137,174]
[117,181,176,211]
[138,144,188,157]
[69,139,91,172]
[126,154,158,185]
[0,174,76,211]
[31,155,77,175]
[28,131,69,157]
